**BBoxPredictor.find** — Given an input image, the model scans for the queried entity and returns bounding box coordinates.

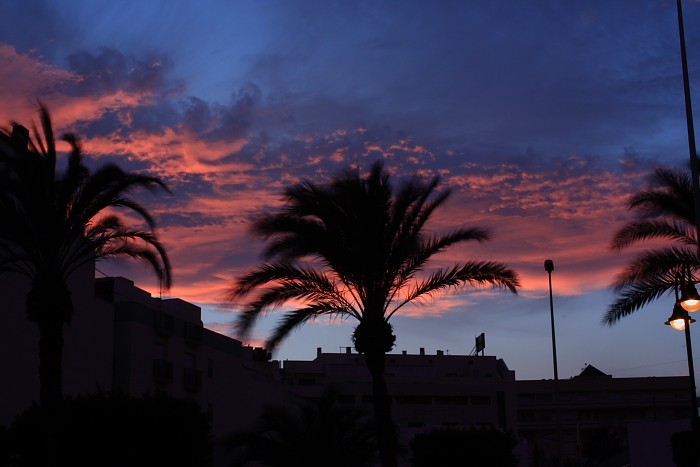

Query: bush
[671,430,700,467]
[6,392,212,467]
[410,427,518,467]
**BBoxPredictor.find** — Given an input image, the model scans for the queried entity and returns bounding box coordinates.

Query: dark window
[471,396,491,405]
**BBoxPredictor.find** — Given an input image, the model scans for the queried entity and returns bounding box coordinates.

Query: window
[185,352,195,369]
[155,343,167,359]
[471,396,491,406]
[208,358,214,378]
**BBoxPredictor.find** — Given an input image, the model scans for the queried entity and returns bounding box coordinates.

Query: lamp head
[544,259,554,273]
[680,283,700,312]
[665,302,696,330]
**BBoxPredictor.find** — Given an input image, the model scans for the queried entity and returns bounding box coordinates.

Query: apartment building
[2,267,695,467]
[0,266,114,426]
[516,364,693,467]
[0,270,287,442]
[95,276,286,437]
[280,350,695,467]
[281,347,518,446]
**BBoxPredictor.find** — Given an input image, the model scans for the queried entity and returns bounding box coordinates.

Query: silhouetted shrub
[7,392,212,467]
[227,387,377,467]
[0,425,7,466]
[671,430,700,467]
[578,426,624,465]
[410,427,518,467]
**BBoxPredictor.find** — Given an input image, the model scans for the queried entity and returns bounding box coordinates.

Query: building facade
[0,271,287,444]
[516,364,693,467]
[2,268,695,467]
[95,276,286,437]
[282,347,518,447]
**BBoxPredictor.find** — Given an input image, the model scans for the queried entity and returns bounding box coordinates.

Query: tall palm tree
[229,161,520,467]
[605,167,698,324]
[0,105,172,406]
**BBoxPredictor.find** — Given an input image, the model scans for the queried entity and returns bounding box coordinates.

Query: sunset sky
[2,0,700,382]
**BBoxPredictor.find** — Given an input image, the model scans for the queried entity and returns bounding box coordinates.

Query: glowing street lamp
[666,293,699,433]
[680,282,700,312]
[674,0,700,435]
[665,302,696,330]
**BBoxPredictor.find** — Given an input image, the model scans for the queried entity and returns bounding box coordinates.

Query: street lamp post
[544,259,561,465]
[675,0,700,435]
[545,259,559,381]
[671,277,700,433]
[666,301,699,434]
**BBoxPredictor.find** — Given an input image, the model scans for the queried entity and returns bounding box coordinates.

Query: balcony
[184,322,203,346]
[153,359,173,383]
[154,311,174,337]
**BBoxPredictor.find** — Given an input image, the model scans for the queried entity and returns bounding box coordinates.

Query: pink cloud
[0,43,657,330]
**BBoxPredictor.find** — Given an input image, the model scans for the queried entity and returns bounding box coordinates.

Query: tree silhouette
[0,105,171,406]
[227,387,376,467]
[229,161,520,467]
[606,167,697,324]
[6,392,212,466]
[409,427,518,467]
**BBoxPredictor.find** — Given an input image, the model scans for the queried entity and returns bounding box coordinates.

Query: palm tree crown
[229,161,520,467]
[231,161,519,347]
[0,105,172,405]
[606,167,698,324]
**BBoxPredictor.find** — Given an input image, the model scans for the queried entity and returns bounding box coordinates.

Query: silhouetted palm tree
[227,387,376,467]
[0,105,171,406]
[606,167,698,324]
[229,161,520,467]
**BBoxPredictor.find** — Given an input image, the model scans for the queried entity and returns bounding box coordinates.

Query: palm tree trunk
[38,315,64,407]
[29,276,71,407]
[364,349,398,467]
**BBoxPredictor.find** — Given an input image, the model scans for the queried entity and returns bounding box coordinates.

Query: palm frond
[607,167,700,323]
[267,302,353,350]
[611,247,697,291]
[629,168,694,222]
[611,220,695,250]
[389,261,519,318]
[604,278,675,325]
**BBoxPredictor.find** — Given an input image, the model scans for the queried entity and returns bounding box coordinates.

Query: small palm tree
[606,167,698,324]
[0,105,172,406]
[229,161,520,467]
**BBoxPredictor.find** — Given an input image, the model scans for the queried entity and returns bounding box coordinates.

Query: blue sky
[2,0,700,381]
